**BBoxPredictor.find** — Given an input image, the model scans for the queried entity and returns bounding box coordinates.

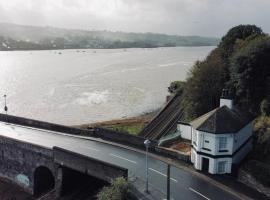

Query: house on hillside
[177,90,253,174]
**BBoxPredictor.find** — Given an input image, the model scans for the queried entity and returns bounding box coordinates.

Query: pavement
[0,121,268,200]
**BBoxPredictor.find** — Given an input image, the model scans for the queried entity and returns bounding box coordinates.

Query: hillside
[0,23,219,50]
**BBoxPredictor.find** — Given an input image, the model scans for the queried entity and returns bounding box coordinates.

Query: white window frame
[217,161,226,173]
[219,137,227,150]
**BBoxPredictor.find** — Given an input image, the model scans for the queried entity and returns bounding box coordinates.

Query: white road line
[149,168,178,183]
[84,146,99,151]
[189,187,211,200]
[110,153,137,164]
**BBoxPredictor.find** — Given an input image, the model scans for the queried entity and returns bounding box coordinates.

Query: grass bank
[77,111,157,135]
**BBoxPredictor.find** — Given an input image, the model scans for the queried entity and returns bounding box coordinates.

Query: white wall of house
[192,149,233,174]
[178,123,192,140]
[192,131,234,156]
[191,125,252,174]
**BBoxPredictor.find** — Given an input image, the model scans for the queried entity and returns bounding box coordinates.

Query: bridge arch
[34,166,55,197]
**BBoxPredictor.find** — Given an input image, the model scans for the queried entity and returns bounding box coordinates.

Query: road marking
[110,153,137,164]
[189,187,210,200]
[149,168,178,183]
[84,146,99,151]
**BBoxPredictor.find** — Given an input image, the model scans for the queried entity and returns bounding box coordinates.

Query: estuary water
[0,47,214,125]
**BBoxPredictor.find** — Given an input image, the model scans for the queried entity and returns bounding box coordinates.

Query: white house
[177,90,253,174]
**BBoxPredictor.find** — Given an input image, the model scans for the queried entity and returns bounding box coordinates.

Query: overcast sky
[0,0,269,37]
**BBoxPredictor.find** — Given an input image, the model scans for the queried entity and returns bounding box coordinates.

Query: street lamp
[144,139,151,193]
[3,95,8,121]
[3,95,8,114]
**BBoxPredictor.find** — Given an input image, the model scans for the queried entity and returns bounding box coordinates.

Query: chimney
[220,89,233,109]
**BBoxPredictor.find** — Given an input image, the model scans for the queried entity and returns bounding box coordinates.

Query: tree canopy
[174,24,269,121]
[229,36,270,113]
[220,24,264,57]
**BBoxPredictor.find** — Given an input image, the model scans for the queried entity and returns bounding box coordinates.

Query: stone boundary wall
[94,127,157,150]
[158,134,182,147]
[0,114,94,136]
[155,146,190,163]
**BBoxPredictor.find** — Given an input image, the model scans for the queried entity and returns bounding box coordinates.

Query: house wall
[213,157,232,174]
[178,123,191,140]
[192,149,232,174]
[192,131,234,156]
[191,126,253,174]
[233,139,252,164]
[232,122,253,153]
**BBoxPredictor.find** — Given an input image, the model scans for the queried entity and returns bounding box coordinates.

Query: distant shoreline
[0,45,217,52]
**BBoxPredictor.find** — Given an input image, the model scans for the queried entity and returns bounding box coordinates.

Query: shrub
[261,98,270,116]
[243,160,270,187]
[97,177,136,200]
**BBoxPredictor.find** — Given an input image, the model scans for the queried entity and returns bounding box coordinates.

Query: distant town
[0,23,219,50]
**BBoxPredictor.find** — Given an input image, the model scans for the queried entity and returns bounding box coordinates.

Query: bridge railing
[0,113,95,136]
[53,147,128,182]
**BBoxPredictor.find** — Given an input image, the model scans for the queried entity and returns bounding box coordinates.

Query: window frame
[219,137,227,150]
[218,161,226,173]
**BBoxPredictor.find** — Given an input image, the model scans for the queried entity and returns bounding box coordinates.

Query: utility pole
[144,139,151,193]
[167,164,171,200]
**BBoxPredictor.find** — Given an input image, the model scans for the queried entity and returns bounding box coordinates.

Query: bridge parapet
[0,113,94,136]
[53,147,128,183]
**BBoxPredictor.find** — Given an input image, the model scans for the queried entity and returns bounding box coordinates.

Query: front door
[202,157,209,172]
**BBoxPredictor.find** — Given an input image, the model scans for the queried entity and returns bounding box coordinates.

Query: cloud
[0,0,269,36]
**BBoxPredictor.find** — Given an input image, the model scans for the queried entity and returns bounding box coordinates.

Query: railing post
[167,164,171,200]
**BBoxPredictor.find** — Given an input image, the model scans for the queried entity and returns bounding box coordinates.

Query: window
[218,161,226,173]
[219,137,227,150]
[204,140,209,143]
[192,130,197,146]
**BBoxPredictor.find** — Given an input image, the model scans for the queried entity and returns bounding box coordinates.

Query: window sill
[218,150,229,153]
[202,148,211,151]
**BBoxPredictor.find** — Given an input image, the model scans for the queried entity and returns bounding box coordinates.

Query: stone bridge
[0,135,127,198]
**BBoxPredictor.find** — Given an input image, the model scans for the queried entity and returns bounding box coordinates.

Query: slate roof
[190,106,253,134]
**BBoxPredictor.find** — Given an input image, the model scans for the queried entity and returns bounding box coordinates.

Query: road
[0,121,240,200]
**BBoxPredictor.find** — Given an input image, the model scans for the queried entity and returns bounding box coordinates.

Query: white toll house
[178,89,253,174]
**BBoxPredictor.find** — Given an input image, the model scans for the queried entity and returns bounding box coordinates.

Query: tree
[168,81,185,95]
[261,98,270,116]
[181,48,228,121]
[230,36,270,114]
[220,25,264,58]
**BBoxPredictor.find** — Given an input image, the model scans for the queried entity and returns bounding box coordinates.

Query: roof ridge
[190,106,220,124]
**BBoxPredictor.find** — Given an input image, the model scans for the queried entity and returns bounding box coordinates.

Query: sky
[0,0,269,37]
